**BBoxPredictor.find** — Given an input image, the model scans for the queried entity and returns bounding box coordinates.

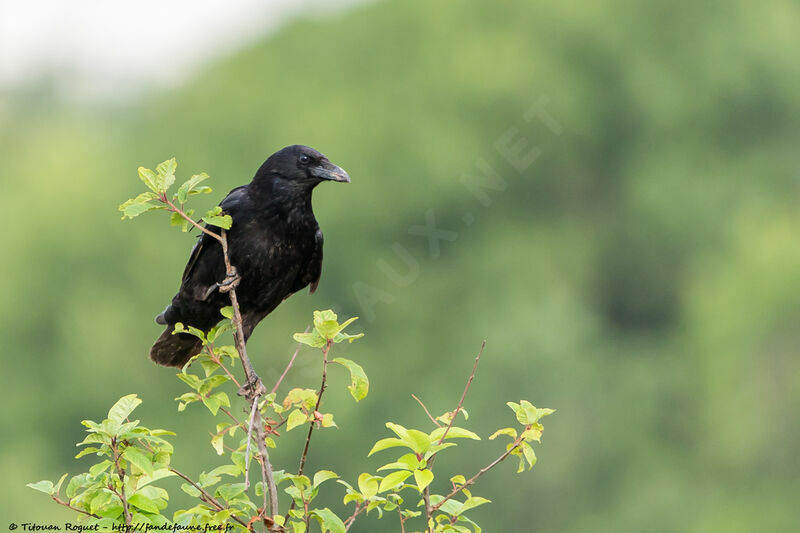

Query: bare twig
[272,329,307,394]
[437,341,485,444]
[397,506,407,533]
[423,341,486,531]
[412,394,442,427]
[244,396,260,489]
[430,437,523,513]
[343,502,365,531]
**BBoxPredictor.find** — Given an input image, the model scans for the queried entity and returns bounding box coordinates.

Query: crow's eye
[299,155,311,164]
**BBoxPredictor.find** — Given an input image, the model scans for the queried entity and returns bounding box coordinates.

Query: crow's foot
[218,267,241,293]
[238,375,267,400]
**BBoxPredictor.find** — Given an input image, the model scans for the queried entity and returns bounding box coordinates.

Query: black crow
[150,145,350,367]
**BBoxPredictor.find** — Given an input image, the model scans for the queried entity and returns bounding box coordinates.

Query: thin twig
[397,506,406,533]
[163,196,224,244]
[52,496,100,519]
[430,437,523,513]
[170,467,252,530]
[412,394,442,427]
[424,341,486,530]
[244,396,260,489]
[437,341,485,444]
[285,338,332,521]
[253,409,278,523]
[296,338,331,478]
[271,329,307,394]
[343,502,365,531]
[110,439,132,526]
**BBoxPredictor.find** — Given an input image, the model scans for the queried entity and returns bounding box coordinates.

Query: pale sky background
[0,0,371,101]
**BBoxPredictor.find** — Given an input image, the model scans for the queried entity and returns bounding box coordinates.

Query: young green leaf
[331,358,369,401]
[156,158,177,191]
[202,206,232,230]
[378,471,412,493]
[413,469,434,492]
[310,508,346,533]
[26,480,54,494]
[107,394,143,425]
[123,447,154,477]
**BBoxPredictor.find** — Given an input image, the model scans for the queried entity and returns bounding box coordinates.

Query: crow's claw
[218,267,241,293]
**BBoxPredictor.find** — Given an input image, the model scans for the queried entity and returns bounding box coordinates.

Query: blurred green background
[2,0,799,530]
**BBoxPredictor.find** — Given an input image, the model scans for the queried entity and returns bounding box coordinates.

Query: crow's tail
[149,325,203,368]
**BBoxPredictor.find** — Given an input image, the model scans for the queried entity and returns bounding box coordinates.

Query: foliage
[7,1,800,530]
[28,162,554,532]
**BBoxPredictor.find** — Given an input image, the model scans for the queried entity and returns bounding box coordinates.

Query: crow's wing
[181,185,247,288]
[294,227,323,295]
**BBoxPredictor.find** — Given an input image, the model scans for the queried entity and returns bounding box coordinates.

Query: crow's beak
[311,163,351,183]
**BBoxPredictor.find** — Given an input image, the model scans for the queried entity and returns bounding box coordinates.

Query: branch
[437,341,484,444]
[412,394,441,428]
[429,437,523,514]
[296,338,331,479]
[285,338,332,521]
[170,467,252,531]
[423,341,485,530]
[271,329,307,394]
[163,196,224,244]
[244,396,260,489]
[52,495,100,519]
[110,439,132,526]
[343,502,365,531]
[213,230,278,527]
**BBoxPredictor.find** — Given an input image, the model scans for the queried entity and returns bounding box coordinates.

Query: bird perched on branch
[150,145,350,367]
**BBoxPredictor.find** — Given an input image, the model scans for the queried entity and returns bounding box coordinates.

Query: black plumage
[150,145,350,367]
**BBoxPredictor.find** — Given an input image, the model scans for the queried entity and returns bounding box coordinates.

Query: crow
[149,145,350,367]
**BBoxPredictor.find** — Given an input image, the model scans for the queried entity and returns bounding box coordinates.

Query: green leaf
[521,423,543,442]
[27,480,54,494]
[378,471,412,493]
[368,437,408,456]
[122,447,154,478]
[461,496,491,514]
[202,206,232,230]
[90,490,115,514]
[413,469,434,492]
[310,508,346,533]
[176,172,210,204]
[293,331,326,348]
[313,470,339,488]
[53,473,69,495]
[220,306,234,319]
[108,394,142,425]
[128,492,160,514]
[75,447,102,459]
[488,427,517,440]
[357,473,379,499]
[521,442,537,469]
[138,166,160,192]
[156,158,177,191]
[331,358,369,401]
[119,192,162,219]
[287,409,308,431]
[430,427,481,441]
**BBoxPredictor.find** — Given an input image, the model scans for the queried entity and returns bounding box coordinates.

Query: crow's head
[256,145,350,189]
